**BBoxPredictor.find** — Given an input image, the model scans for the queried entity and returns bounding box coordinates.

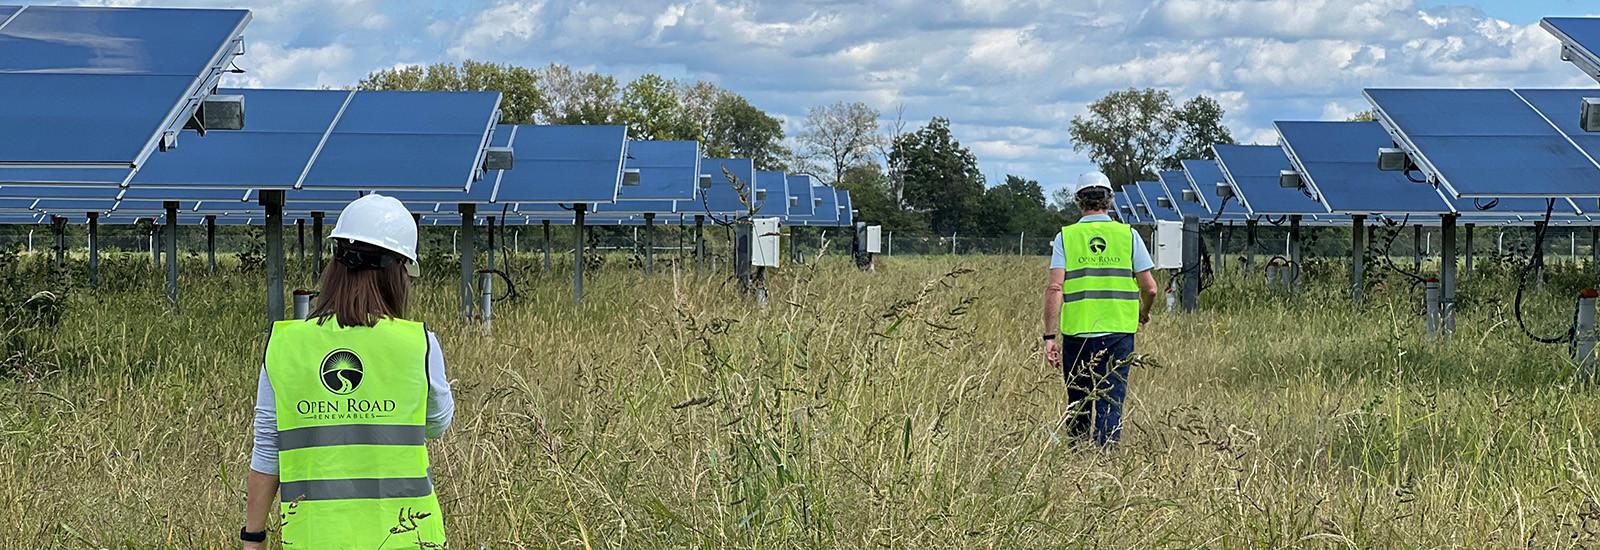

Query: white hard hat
[329,194,418,274]
[1076,171,1113,194]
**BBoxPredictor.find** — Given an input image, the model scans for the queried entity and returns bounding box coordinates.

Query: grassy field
[2,247,1599,548]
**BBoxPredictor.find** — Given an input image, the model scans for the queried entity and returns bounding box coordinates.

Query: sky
[65,0,1600,197]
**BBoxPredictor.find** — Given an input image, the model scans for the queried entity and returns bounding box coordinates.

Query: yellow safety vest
[1060,222,1141,335]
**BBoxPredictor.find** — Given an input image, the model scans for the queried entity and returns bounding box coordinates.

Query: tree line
[359,62,1233,239]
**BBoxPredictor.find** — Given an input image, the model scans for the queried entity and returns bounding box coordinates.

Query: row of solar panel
[0,5,857,228]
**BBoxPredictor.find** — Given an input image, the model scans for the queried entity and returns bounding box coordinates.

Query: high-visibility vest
[1060,221,1141,335]
[265,317,445,548]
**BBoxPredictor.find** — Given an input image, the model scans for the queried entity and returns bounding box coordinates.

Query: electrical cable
[1473,198,1500,211]
[1404,167,1429,184]
[1513,199,1577,345]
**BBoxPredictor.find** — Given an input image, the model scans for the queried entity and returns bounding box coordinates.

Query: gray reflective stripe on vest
[278,424,427,452]
[1063,290,1140,303]
[1063,267,1133,280]
[280,476,433,502]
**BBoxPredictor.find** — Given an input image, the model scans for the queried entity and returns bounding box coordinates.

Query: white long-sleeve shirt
[250,330,454,475]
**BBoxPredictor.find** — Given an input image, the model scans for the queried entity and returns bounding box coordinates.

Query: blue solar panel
[1275,120,1576,217]
[797,184,839,226]
[755,171,789,218]
[1178,160,1248,221]
[1130,182,1180,222]
[1111,190,1138,223]
[692,158,757,215]
[786,175,815,219]
[1213,144,1328,215]
[837,190,853,227]
[620,141,699,201]
[300,91,502,191]
[1365,88,1600,198]
[1155,171,1196,218]
[0,5,251,168]
[1542,18,1600,84]
[492,125,625,203]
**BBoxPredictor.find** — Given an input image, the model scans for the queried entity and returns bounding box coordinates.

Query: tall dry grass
[0,250,1598,548]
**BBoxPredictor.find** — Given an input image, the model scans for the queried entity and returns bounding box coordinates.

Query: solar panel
[0,5,251,169]
[1178,160,1250,221]
[837,189,854,227]
[1275,120,1577,217]
[1213,144,1328,216]
[1156,171,1195,218]
[300,91,502,191]
[691,158,757,215]
[1542,18,1600,83]
[796,184,839,226]
[1130,181,1180,222]
[755,171,789,218]
[619,141,699,201]
[787,175,815,218]
[1365,88,1600,198]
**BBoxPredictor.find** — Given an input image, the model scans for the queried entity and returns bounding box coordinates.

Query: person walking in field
[242,194,454,549]
[1042,172,1159,445]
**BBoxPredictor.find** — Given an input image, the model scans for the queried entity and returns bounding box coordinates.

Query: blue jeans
[1061,333,1135,445]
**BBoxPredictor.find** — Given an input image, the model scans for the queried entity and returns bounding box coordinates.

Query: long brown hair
[310,240,411,328]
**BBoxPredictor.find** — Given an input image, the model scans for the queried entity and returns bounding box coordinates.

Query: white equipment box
[752,217,781,268]
[866,225,882,254]
[1150,221,1183,270]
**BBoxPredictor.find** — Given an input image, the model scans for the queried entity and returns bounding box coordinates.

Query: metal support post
[1289,215,1303,293]
[293,290,312,320]
[297,219,306,269]
[88,212,100,288]
[480,272,494,332]
[1181,215,1201,312]
[644,212,656,275]
[1440,215,1457,336]
[1350,215,1366,304]
[542,220,552,272]
[1245,219,1257,269]
[52,216,65,268]
[1579,289,1599,381]
[486,215,497,274]
[1424,279,1440,339]
[206,215,217,274]
[164,201,179,311]
[1412,224,1422,272]
[458,203,476,323]
[311,212,325,277]
[261,191,286,324]
[574,205,587,303]
[694,215,706,272]
[1464,223,1475,277]
[734,222,753,296]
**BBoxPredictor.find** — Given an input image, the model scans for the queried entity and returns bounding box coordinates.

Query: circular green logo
[1088,237,1108,254]
[319,349,364,395]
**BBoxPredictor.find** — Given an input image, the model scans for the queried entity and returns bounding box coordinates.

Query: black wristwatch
[1043,334,1057,341]
[240,527,267,543]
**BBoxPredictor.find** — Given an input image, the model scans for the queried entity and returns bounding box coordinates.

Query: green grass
[2,250,1600,548]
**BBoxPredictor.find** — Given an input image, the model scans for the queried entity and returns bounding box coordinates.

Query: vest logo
[320,349,364,395]
[1088,237,1108,254]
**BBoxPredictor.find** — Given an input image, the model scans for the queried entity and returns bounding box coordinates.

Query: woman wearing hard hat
[1042,172,1159,446]
[241,194,454,548]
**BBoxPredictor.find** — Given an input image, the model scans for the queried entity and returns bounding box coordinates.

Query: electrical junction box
[1150,221,1183,270]
[752,217,781,268]
[866,225,882,254]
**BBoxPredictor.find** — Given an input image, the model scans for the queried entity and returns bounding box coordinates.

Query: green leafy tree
[535,64,621,125]
[618,74,697,140]
[706,94,789,171]
[980,175,1067,238]
[1348,109,1378,122]
[837,164,928,232]
[1162,96,1234,169]
[892,117,985,236]
[358,60,544,124]
[1070,88,1237,185]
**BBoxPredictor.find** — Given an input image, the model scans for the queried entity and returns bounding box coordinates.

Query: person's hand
[1044,339,1061,366]
[243,542,264,550]
[1140,311,1152,325]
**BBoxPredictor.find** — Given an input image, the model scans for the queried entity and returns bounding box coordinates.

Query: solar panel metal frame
[0,5,251,172]
[1541,18,1600,84]
[1178,159,1250,221]
[1365,87,1600,199]
[1213,144,1330,216]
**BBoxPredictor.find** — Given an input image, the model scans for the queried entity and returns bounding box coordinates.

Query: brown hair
[1076,188,1113,213]
[310,240,411,328]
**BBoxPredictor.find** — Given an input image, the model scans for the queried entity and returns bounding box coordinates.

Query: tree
[535,64,621,125]
[797,101,883,186]
[980,175,1066,238]
[1069,88,1237,185]
[1069,88,1176,188]
[837,163,927,232]
[358,61,544,124]
[618,74,697,141]
[891,117,985,235]
[705,94,789,171]
[1162,96,1234,169]
[1347,109,1378,122]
